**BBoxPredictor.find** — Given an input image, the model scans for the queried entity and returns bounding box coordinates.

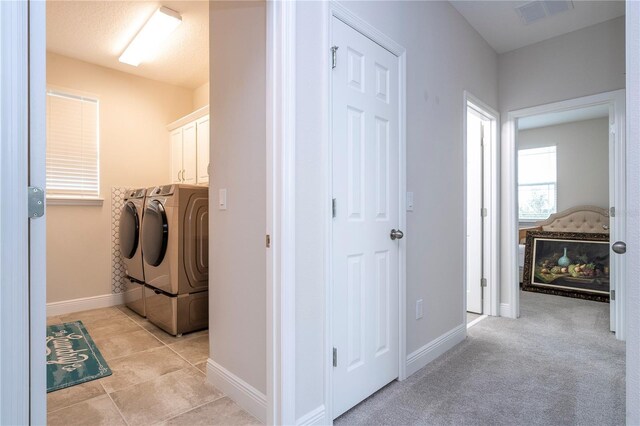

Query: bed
[518,205,610,282]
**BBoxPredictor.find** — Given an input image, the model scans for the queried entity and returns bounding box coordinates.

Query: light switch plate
[416,299,423,319]
[218,188,227,210]
[407,191,414,211]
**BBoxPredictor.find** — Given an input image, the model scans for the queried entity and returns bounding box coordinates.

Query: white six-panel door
[332,17,400,419]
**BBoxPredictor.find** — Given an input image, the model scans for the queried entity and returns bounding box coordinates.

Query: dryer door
[120,201,140,259]
[142,200,169,267]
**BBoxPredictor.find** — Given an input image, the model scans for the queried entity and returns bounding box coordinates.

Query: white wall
[518,117,609,214]
[208,0,266,396]
[294,1,498,419]
[498,17,625,114]
[498,17,625,309]
[46,53,194,303]
[193,82,209,109]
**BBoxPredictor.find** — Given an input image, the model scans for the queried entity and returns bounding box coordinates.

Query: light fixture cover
[119,6,182,67]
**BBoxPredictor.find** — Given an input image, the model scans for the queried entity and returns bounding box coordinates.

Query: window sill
[47,197,104,206]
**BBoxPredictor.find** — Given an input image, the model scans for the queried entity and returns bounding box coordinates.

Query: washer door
[142,200,169,267]
[119,201,139,259]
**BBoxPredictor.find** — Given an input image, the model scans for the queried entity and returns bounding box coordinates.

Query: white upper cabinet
[168,106,209,185]
[196,116,210,185]
[182,122,197,184]
[170,128,184,184]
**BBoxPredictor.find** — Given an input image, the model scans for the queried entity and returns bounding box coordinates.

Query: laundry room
[44,2,222,422]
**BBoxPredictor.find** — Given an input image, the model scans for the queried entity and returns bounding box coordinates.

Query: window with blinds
[46,90,100,199]
[518,146,557,221]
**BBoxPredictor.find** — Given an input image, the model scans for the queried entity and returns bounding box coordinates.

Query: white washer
[120,188,147,316]
[141,184,209,335]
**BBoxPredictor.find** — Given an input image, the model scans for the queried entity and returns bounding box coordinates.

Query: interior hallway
[336,291,625,425]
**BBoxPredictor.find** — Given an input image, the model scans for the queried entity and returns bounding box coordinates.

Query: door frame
[625,1,640,421]
[266,0,297,424]
[463,92,500,318]
[29,1,48,423]
[325,2,407,420]
[0,0,47,424]
[503,90,626,340]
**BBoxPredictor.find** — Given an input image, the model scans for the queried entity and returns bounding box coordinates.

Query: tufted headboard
[519,205,609,243]
[536,205,609,233]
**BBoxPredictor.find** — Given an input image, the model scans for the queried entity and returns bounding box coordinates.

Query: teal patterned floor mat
[46,321,112,393]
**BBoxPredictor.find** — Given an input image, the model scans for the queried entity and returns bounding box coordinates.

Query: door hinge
[28,186,45,219]
[266,234,271,248]
[481,278,487,288]
[481,207,488,217]
[332,198,337,218]
[333,347,338,367]
[611,289,616,301]
[331,46,339,69]
[610,207,616,218]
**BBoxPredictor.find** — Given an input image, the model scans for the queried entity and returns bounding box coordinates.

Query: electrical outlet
[416,299,423,319]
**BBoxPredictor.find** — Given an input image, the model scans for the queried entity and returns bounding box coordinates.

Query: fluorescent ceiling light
[119,6,182,67]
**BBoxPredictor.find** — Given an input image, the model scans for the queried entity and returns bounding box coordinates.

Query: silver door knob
[390,229,404,240]
[612,241,626,254]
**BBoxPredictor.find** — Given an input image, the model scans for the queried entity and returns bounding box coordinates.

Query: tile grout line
[164,338,207,371]
[117,306,206,348]
[100,381,131,426]
[47,390,108,415]
[116,306,211,378]
[156,393,229,425]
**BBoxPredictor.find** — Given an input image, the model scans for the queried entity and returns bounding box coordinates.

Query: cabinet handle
[177,171,181,182]
[181,169,185,181]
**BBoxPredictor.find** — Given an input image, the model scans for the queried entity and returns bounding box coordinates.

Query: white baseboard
[500,303,513,318]
[47,292,125,317]
[467,314,488,329]
[405,324,466,377]
[297,405,326,426]
[206,358,267,423]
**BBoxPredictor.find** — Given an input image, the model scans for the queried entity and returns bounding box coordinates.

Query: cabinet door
[196,115,210,185]
[170,129,183,183]
[182,122,197,184]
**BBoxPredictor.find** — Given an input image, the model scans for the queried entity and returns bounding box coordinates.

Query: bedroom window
[46,90,101,203]
[518,146,557,221]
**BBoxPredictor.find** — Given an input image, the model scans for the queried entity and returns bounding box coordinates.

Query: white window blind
[518,146,557,221]
[46,90,100,199]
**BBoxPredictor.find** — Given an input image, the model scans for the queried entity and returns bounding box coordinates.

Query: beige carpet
[336,290,625,425]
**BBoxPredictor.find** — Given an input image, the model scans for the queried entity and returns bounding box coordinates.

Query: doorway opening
[464,93,499,326]
[43,2,220,424]
[505,90,626,340]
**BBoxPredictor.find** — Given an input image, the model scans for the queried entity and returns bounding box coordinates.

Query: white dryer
[141,184,208,335]
[119,188,147,316]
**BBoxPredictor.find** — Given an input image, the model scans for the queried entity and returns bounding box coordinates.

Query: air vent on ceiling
[515,0,574,25]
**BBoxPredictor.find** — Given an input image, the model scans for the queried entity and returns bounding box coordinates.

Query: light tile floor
[47,305,260,426]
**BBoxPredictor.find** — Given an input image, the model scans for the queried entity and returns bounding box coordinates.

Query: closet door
[196,115,210,185]
[170,128,183,183]
[182,122,197,184]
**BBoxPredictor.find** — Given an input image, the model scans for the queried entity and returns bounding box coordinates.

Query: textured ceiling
[47,0,209,89]
[449,1,625,54]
